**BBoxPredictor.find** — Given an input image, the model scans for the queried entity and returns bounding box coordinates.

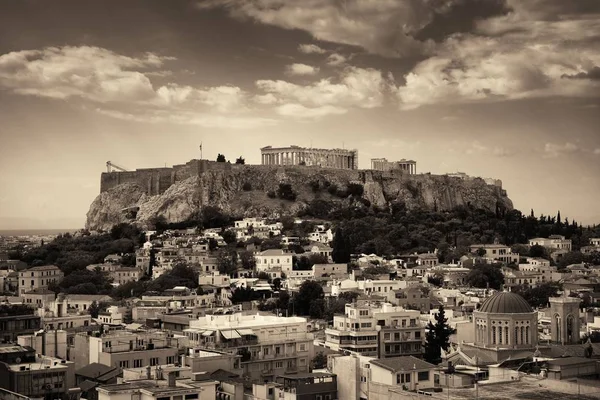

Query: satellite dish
[15,357,21,364]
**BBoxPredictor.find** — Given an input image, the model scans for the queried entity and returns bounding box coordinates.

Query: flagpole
[199,143,203,160]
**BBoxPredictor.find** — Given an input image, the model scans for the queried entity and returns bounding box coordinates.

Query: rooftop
[371,356,436,372]
[23,265,61,272]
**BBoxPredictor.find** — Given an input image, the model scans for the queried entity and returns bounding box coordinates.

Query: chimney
[167,371,176,388]
[146,365,151,379]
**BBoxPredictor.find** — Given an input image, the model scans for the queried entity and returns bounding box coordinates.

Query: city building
[371,158,417,174]
[325,300,424,358]
[18,265,64,295]
[529,235,572,252]
[260,145,358,170]
[96,370,216,400]
[109,267,141,286]
[0,344,75,400]
[254,249,293,274]
[17,330,68,359]
[369,356,436,392]
[549,296,581,345]
[182,348,243,375]
[0,304,42,343]
[454,292,538,364]
[73,330,185,370]
[183,313,314,380]
[272,373,337,400]
[468,244,519,264]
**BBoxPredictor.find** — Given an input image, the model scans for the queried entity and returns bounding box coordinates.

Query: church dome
[478,292,533,314]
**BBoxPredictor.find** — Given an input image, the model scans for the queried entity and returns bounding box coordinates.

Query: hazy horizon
[1,0,599,229]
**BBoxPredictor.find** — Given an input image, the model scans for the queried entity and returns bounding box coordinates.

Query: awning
[221,330,242,340]
[236,329,255,336]
[202,330,215,337]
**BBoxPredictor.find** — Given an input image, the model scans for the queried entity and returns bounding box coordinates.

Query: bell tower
[549,296,581,344]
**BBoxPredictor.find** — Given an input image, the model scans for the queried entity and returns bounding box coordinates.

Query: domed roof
[478,292,533,314]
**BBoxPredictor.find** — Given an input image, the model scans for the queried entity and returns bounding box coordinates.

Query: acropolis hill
[87,159,512,231]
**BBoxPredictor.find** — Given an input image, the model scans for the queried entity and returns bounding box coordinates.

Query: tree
[276,183,297,201]
[217,154,226,162]
[239,250,256,270]
[293,280,324,317]
[217,249,238,275]
[465,264,504,290]
[331,228,351,263]
[427,273,444,287]
[88,301,102,318]
[311,352,327,370]
[235,156,245,164]
[529,245,547,258]
[513,282,561,308]
[222,229,237,245]
[475,247,487,257]
[424,306,456,364]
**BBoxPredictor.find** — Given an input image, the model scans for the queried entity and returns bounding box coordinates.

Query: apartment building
[74,330,185,370]
[96,370,216,400]
[469,244,519,264]
[183,313,314,381]
[0,305,41,343]
[529,235,572,252]
[254,249,293,274]
[110,267,142,286]
[325,300,424,358]
[18,265,64,295]
[0,344,75,400]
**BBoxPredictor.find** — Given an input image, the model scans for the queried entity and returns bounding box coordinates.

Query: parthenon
[261,145,358,170]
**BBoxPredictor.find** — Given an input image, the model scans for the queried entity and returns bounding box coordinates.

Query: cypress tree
[424,305,456,364]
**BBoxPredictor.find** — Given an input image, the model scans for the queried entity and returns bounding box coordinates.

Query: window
[275,361,283,368]
[167,356,176,364]
[119,360,129,368]
[384,333,391,340]
[299,344,306,351]
[185,395,198,400]
[415,331,421,339]
[264,348,269,356]
[133,359,143,368]
[275,347,281,355]
[418,371,429,381]
[150,357,159,366]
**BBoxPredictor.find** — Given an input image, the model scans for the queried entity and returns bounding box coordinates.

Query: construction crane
[106,161,128,173]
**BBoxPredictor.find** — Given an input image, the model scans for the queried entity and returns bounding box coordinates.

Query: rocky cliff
[86,165,513,231]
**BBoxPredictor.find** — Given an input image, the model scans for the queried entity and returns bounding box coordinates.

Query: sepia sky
[1,0,599,229]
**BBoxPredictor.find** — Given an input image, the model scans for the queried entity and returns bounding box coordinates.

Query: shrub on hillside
[242,182,252,191]
[276,183,297,201]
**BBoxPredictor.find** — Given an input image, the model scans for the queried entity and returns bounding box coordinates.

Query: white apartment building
[469,244,519,264]
[254,249,293,274]
[529,235,572,252]
[325,301,424,358]
[18,265,64,295]
[183,313,314,380]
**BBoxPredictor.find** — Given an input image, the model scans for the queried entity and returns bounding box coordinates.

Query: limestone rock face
[85,166,513,231]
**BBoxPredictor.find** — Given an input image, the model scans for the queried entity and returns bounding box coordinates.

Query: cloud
[562,66,600,81]
[0,45,264,127]
[0,46,163,102]
[326,53,347,66]
[298,44,326,54]
[198,0,438,57]
[285,63,319,76]
[256,66,390,114]
[593,148,600,155]
[543,142,580,158]
[274,103,347,119]
[253,93,278,105]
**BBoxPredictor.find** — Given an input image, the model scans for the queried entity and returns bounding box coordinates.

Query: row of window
[396,371,430,384]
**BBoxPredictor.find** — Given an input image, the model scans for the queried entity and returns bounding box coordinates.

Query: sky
[0,0,599,229]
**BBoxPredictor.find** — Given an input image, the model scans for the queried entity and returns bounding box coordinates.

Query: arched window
[566,315,574,343]
[505,326,509,345]
[525,326,530,344]
[498,326,502,344]
[554,314,561,343]
[492,326,496,345]
[520,326,524,344]
[514,327,519,344]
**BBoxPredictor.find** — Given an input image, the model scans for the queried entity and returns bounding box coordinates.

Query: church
[445,291,584,366]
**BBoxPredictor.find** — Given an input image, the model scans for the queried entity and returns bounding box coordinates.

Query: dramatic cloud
[285,63,319,76]
[256,67,390,117]
[0,45,275,128]
[0,46,164,102]
[197,0,438,57]
[298,44,326,54]
[396,5,600,109]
